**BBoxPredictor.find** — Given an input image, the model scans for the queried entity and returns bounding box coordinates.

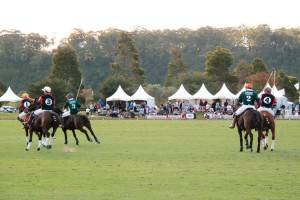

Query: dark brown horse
[26,111,61,151]
[260,111,276,151]
[53,108,100,145]
[236,109,264,153]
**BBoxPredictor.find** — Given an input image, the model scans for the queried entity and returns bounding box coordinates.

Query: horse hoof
[240,149,243,152]
[89,140,93,142]
[264,146,267,150]
[46,145,52,149]
[25,149,29,151]
[271,149,274,151]
[37,148,40,151]
[64,142,68,144]
[96,141,100,144]
[250,149,253,152]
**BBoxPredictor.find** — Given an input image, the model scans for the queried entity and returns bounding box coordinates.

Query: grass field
[0,118,299,200]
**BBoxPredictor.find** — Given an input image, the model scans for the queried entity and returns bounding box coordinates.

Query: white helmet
[42,86,51,93]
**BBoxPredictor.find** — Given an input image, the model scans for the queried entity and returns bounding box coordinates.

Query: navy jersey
[261,93,275,108]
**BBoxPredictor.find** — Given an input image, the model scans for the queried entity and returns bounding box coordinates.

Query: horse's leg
[43,128,51,149]
[79,128,93,142]
[247,129,253,152]
[257,129,262,153]
[271,123,276,151]
[238,129,243,152]
[85,125,100,144]
[63,128,68,144]
[263,129,269,150]
[42,132,47,147]
[244,132,249,149]
[37,131,43,151]
[49,127,58,148]
[26,129,34,151]
[25,128,29,145]
[71,130,79,145]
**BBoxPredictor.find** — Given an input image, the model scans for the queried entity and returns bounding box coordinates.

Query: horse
[24,100,61,151]
[26,111,61,151]
[20,99,41,146]
[53,108,100,145]
[260,111,276,151]
[236,109,264,153]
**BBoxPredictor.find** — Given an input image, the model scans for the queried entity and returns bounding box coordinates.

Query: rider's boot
[229,113,237,129]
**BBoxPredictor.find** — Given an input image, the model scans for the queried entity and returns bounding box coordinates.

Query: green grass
[0,119,299,200]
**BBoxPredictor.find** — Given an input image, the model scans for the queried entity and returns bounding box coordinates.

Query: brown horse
[26,111,61,151]
[20,99,40,146]
[236,109,264,153]
[53,108,100,145]
[260,111,276,151]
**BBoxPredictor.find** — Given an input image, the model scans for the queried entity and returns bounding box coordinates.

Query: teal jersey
[238,89,259,105]
[65,98,81,114]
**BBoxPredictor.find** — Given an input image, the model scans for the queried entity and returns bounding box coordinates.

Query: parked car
[0,106,16,113]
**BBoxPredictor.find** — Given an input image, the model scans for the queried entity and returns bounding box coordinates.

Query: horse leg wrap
[38,140,42,149]
[49,137,53,145]
[271,140,275,150]
[26,142,32,150]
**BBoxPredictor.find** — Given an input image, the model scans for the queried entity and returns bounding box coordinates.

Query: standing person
[88,102,94,117]
[229,83,260,129]
[24,86,56,127]
[257,87,277,117]
[61,93,81,128]
[17,93,34,125]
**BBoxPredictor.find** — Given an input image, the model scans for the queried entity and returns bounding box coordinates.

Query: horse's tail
[263,113,270,124]
[253,111,263,129]
[51,113,60,125]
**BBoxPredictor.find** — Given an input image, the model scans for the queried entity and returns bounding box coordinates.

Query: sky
[1,0,299,41]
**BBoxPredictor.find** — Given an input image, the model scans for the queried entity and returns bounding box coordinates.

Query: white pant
[235,105,256,116]
[18,111,27,119]
[33,108,52,116]
[62,110,71,118]
[257,107,275,116]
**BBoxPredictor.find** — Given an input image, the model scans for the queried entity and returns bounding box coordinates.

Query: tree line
[0,24,299,106]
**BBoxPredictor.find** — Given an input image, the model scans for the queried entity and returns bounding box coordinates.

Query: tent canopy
[106,85,131,101]
[130,85,155,108]
[213,83,235,99]
[191,83,214,100]
[0,87,22,102]
[168,84,192,100]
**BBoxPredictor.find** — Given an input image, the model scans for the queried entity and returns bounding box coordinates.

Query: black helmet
[265,87,271,93]
[66,93,73,98]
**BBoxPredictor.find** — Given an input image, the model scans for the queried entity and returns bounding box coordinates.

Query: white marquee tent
[168,84,192,101]
[213,83,236,99]
[130,85,155,108]
[106,85,131,102]
[191,83,214,100]
[0,86,22,102]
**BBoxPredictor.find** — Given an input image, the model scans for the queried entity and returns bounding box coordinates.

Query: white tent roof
[168,84,192,100]
[130,85,155,107]
[190,83,214,100]
[235,83,248,99]
[213,83,236,99]
[106,85,131,101]
[0,87,22,102]
[130,85,154,101]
